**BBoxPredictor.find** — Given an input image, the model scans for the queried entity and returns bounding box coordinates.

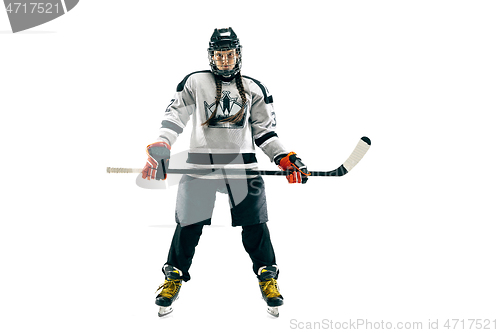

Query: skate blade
[267,306,279,317]
[158,306,173,317]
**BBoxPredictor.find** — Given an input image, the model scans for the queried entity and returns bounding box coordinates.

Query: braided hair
[202,73,247,126]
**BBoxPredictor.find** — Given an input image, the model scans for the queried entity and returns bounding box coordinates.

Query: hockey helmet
[208,27,242,77]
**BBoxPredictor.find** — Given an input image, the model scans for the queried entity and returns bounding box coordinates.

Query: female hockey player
[142,27,309,317]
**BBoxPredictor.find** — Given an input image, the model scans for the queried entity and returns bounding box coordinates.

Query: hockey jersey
[157,70,288,178]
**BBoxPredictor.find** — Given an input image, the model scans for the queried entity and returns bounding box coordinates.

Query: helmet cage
[208,27,242,77]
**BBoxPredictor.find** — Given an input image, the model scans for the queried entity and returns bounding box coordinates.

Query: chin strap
[213,72,238,82]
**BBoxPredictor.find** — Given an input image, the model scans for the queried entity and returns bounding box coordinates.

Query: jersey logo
[204,91,247,128]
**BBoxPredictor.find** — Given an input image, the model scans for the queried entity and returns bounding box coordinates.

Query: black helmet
[208,27,242,77]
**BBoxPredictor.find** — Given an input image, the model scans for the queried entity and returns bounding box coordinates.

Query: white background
[1,1,499,332]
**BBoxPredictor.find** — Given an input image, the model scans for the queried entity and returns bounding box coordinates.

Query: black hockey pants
[165,222,277,282]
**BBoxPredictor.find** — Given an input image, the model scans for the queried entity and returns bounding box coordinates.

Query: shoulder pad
[242,75,273,104]
[176,70,212,92]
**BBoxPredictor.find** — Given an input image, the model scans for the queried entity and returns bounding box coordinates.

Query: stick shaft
[106,167,346,177]
[106,137,370,177]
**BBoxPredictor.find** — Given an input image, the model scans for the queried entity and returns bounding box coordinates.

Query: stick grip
[106,167,143,174]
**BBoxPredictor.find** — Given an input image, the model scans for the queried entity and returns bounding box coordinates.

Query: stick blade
[334,137,371,175]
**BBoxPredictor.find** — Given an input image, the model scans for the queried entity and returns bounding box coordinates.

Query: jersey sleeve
[248,79,288,163]
[157,75,196,146]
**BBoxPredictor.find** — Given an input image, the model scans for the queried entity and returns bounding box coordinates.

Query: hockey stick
[107,137,371,177]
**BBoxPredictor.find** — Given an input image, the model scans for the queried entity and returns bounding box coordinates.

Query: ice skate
[257,265,283,317]
[155,266,183,317]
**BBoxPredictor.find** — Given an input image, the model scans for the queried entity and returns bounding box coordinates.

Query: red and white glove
[142,141,171,180]
[277,152,310,184]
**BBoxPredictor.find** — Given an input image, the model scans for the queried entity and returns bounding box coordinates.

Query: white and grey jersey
[157,70,288,177]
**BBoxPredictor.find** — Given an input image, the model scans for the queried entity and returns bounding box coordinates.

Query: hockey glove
[142,141,171,180]
[277,152,310,184]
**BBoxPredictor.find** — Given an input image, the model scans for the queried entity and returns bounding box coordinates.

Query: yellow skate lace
[259,278,281,298]
[156,279,182,298]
